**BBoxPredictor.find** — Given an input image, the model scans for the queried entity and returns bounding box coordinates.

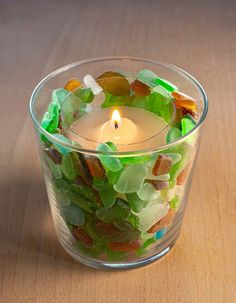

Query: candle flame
[112,109,121,129]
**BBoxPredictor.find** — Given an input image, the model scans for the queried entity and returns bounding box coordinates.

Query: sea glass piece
[155,227,168,239]
[148,180,168,190]
[137,237,156,256]
[93,177,106,188]
[72,227,93,246]
[137,69,178,92]
[105,248,126,261]
[137,182,159,201]
[96,198,131,223]
[69,151,80,174]
[101,92,134,108]
[85,156,106,178]
[182,109,198,120]
[64,78,81,92]
[173,108,184,126]
[176,162,191,185]
[129,94,146,109]
[61,153,76,180]
[127,213,140,229]
[66,180,96,212]
[52,134,71,154]
[48,102,59,130]
[41,112,53,133]
[114,164,148,193]
[99,183,117,208]
[126,193,148,213]
[172,91,198,124]
[146,173,170,181]
[75,153,93,184]
[108,240,140,252]
[97,143,122,172]
[52,128,62,135]
[112,221,140,242]
[172,91,197,111]
[55,188,71,206]
[120,154,151,165]
[95,221,119,236]
[72,176,96,200]
[105,141,117,151]
[152,154,173,176]
[138,200,169,232]
[112,231,140,243]
[158,208,175,228]
[154,78,178,93]
[137,69,158,88]
[152,85,173,100]
[44,147,62,164]
[158,174,170,181]
[114,220,135,232]
[170,195,181,211]
[46,157,62,179]
[48,115,59,134]
[184,111,197,121]
[165,153,182,165]
[130,79,151,96]
[166,127,182,143]
[160,187,175,202]
[74,87,94,103]
[62,92,88,126]
[69,191,94,213]
[82,218,104,241]
[148,208,175,233]
[169,142,191,181]
[62,203,85,226]
[84,74,103,95]
[107,170,123,185]
[52,88,68,108]
[96,71,130,96]
[139,91,173,123]
[142,237,156,249]
[181,117,195,136]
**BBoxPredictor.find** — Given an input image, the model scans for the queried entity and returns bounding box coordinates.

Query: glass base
[58,231,180,270]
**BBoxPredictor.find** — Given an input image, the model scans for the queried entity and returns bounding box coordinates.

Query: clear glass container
[29,57,208,269]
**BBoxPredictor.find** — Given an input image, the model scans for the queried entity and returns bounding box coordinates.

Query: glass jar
[29,57,208,269]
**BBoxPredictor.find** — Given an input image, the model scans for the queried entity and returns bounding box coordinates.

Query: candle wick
[114,121,119,129]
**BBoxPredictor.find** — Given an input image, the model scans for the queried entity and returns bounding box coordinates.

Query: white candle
[68,107,169,151]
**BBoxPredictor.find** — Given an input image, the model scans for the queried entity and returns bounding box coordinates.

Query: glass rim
[29,56,208,156]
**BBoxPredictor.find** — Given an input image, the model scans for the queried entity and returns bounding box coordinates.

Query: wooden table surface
[1,0,236,302]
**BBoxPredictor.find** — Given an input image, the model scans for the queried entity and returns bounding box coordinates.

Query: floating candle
[68,107,169,151]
